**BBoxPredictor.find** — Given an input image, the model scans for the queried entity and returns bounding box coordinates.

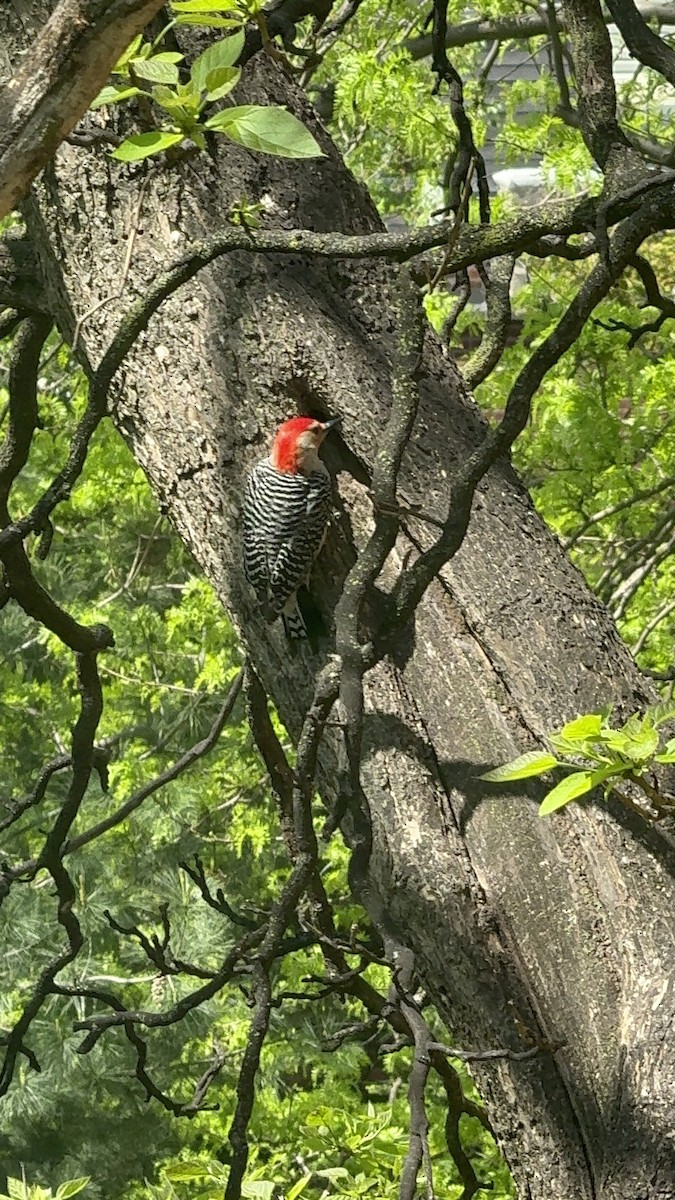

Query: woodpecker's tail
[281,596,308,640]
[261,594,308,639]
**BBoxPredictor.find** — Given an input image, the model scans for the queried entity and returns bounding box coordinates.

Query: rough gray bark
[4,10,675,1199]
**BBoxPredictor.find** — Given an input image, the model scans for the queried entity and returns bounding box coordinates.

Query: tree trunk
[4,12,675,1198]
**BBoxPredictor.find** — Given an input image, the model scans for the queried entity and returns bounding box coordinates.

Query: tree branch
[0,314,52,506]
[391,188,675,630]
[631,596,675,655]
[463,256,516,389]
[3,673,244,884]
[0,233,44,314]
[0,0,165,221]
[431,1,490,222]
[563,472,675,549]
[1,185,653,557]
[560,0,644,183]
[405,2,675,61]
[605,0,675,87]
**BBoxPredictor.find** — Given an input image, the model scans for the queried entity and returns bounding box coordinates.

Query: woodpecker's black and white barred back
[242,415,340,639]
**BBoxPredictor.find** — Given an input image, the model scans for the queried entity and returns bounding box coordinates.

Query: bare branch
[428,1039,560,1065]
[0,313,115,660]
[0,182,669,561]
[1,754,71,834]
[440,270,472,342]
[632,597,675,655]
[546,0,572,110]
[563,472,675,549]
[431,1,490,222]
[463,255,516,389]
[180,856,258,929]
[224,962,273,1200]
[3,673,243,883]
[73,925,264,1047]
[67,670,243,852]
[0,314,52,507]
[0,643,104,1093]
[405,2,675,62]
[605,0,675,87]
[611,523,675,619]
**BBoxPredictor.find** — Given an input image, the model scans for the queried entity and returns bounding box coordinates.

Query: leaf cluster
[482,703,675,816]
[0,1179,89,1200]
[91,7,323,163]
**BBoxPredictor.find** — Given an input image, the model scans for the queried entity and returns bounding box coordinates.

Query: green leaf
[90,84,143,110]
[151,85,186,110]
[539,767,614,816]
[559,713,604,740]
[152,80,202,116]
[176,79,200,100]
[204,105,324,157]
[619,724,660,762]
[131,56,181,84]
[599,729,630,754]
[152,51,185,63]
[172,0,239,10]
[205,66,240,100]
[621,713,647,740]
[286,1177,311,1200]
[55,1180,90,1200]
[112,34,144,72]
[112,131,184,161]
[175,13,242,25]
[650,702,675,728]
[654,752,675,764]
[164,1163,212,1182]
[480,751,559,783]
[191,33,245,93]
[242,1184,275,1199]
[7,1181,27,1200]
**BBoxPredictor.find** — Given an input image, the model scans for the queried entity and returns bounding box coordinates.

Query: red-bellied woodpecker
[242,415,341,638]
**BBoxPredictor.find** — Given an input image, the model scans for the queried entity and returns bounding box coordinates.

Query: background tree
[2,2,675,1199]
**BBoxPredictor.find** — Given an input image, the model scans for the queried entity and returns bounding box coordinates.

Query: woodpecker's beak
[322,415,342,431]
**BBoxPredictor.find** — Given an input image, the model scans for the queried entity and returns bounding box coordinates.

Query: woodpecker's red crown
[270,415,340,474]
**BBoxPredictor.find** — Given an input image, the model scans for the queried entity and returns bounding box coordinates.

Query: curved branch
[605,0,675,87]
[463,255,516,389]
[0,314,52,508]
[3,183,662,554]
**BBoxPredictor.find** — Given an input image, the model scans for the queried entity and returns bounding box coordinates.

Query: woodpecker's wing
[267,473,332,609]
[242,460,332,612]
[242,461,274,602]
